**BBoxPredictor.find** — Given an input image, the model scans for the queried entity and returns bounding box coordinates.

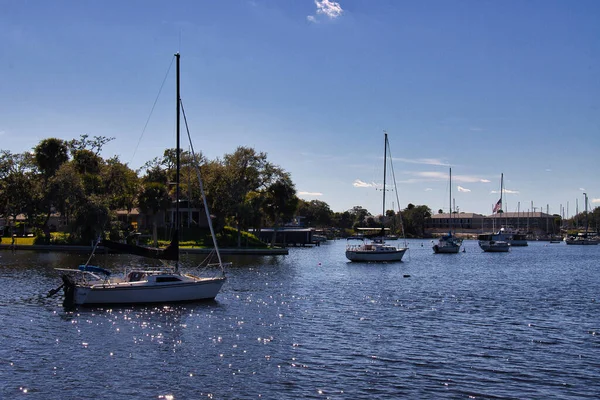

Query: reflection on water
[1,241,599,399]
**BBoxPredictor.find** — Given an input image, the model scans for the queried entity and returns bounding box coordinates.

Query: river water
[1,239,599,399]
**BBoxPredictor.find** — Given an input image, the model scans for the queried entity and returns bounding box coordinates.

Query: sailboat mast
[500,173,503,210]
[500,173,504,228]
[449,167,452,234]
[584,192,588,234]
[382,133,388,236]
[175,52,181,266]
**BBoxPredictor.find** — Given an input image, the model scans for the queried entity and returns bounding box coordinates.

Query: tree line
[2,135,596,245]
[0,135,299,245]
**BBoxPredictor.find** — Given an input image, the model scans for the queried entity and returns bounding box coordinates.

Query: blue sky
[1,0,599,217]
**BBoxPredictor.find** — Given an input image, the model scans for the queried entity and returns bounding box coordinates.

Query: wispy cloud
[469,127,484,132]
[425,188,433,191]
[407,171,491,184]
[395,157,449,166]
[353,179,375,188]
[545,168,552,172]
[307,0,344,23]
[579,188,586,191]
[457,186,471,192]
[592,198,600,204]
[415,171,447,179]
[298,191,323,197]
[491,189,520,194]
[0,130,5,136]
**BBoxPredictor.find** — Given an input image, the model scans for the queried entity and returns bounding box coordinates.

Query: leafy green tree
[349,206,371,230]
[49,163,85,231]
[296,199,333,227]
[102,157,139,211]
[34,138,69,179]
[138,182,171,246]
[68,134,115,155]
[72,149,102,175]
[401,203,432,237]
[332,210,353,231]
[0,151,37,234]
[72,195,109,244]
[263,177,299,246]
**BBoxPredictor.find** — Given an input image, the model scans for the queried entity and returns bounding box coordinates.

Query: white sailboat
[345,132,408,262]
[478,173,510,253]
[55,53,228,307]
[433,167,463,254]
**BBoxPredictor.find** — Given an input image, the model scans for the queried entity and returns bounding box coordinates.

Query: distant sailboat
[433,167,463,254]
[345,132,408,262]
[478,173,510,252]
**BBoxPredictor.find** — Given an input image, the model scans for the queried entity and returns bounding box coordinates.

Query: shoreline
[0,244,288,255]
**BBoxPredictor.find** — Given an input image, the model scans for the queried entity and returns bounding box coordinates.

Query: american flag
[493,198,502,213]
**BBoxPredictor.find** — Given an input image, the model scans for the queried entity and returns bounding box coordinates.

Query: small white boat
[478,239,510,252]
[346,238,407,262]
[345,132,408,262]
[54,53,228,307]
[565,236,599,245]
[433,235,463,254]
[57,265,226,306]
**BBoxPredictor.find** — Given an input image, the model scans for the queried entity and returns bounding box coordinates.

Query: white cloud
[469,127,484,132]
[353,179,375,188]
[404,171,491,184]
[298,191,323,197]
[395,157,449,166]
[579,188,586,191]
[307,0,343,23]
[415,171,447,179]
[457,186,471,192]
[545,168,552,172]
[454,175,490,183]
[491,189,520,194]
[592,198,600,204]
[425,188,433,191]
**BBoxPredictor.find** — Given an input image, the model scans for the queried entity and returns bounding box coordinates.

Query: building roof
[431,212,485,219]
[430,212,554,219]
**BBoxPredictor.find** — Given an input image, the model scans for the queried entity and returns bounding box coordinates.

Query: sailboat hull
[433,243,461,254]
[345,248,407,262]
[478,241,510,252]
[565,239,598,245]
[65,276,226,306]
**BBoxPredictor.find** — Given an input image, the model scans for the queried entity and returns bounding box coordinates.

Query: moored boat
[478,237,510,252]
[346,237,407,261]
[433,167,463,254]
[345,132,407,262]
[54,53,229,307]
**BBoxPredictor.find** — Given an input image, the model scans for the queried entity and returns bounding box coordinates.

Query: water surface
[1,240,599,399]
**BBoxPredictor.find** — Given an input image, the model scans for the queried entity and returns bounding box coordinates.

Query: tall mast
[500,173,503,210]
[500,173,504,228]
[175,52,181,266]
[584,192,588,235]
[449,167,453,234]
[382,132,388,236]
